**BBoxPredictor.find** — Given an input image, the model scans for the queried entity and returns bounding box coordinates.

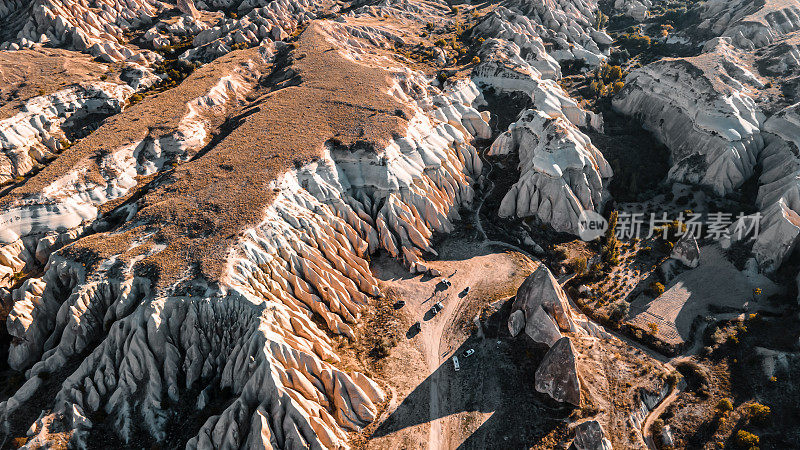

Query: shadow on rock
[372,302,573,448]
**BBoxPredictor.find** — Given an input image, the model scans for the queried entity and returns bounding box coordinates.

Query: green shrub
[588,80,605,97]
[616,32,651,54]
[598,64,623,83]
[735,430,759,448]
[610,301,630,322]
[570,257,588,275]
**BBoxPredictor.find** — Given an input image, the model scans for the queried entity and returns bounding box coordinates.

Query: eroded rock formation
[489,109,611,234]
[671,233,700,268]
[0,14,491,447]
[510,264,577,345]
[535,336,581,406]
[613,38,765,196]
[574,419,613,450]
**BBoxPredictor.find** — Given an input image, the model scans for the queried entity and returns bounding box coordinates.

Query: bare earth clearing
[364,237,542,449]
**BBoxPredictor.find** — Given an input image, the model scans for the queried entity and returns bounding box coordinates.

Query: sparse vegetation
[615,31,651,55]
[570,257,588,275]
[735,430,759,449]
[129,93,144,104]
[610,301,629,322]
[601,210,621,265]
[716,398,734,414]
[746,403,770,425]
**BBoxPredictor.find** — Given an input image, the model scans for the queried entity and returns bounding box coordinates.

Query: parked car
[429,301,443,316]
[393,300,406,309]
[462,348,475,358]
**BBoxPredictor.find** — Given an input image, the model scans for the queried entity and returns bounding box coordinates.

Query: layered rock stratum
[2,0,799,447]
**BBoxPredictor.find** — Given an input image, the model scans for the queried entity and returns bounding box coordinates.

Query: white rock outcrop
[474,38,603,131]
[489,109,611,234]
[0,0,162,63]
[613,39,765,196]
[614,0,650,22]
[508,309,526,336]
[183,0,321,60]
[0,48,273,290]
[494,0,610,66]
[535,336,581,406]
[700,0,800,49]
[471,7,563,80]
[0,82,133,184]
[574,419,613,450]
[723,102,800,273]
[670,233,700,268]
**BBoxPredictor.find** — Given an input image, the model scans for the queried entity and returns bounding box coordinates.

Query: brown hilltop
[0,47,109,120]
[65,21,413,290]
[1,46,269,206]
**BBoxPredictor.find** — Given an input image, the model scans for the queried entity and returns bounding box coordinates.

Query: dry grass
[56,22,413,290]
[1,47,267,205]
[0,48,109,120]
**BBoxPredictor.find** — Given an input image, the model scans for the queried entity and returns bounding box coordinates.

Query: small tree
[647,322,659,335]
[651,282,665,296]
[747,403,771,425]
[602,210,620,265]
[735,430,759,448]
[610,301,630,322]
[588,80,604,97]
[606,210,619,241]
[609,65,623,80]
[716,398,734,414]
[570,257,588,275]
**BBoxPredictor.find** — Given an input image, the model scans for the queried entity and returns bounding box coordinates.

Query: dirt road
[368,238,534,449]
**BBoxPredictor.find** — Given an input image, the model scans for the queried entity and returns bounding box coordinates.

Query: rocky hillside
[1,0,800,448]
